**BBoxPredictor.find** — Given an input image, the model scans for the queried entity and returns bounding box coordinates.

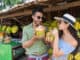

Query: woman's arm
[52,28,64,57]
[53,37,64,57]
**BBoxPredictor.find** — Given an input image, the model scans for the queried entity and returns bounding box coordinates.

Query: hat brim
[54,16,75,29]
[54,17,64,21]
[54,16,70,23]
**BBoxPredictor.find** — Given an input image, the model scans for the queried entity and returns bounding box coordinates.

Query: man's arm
[22,35,38,48]
[22,26,39,48]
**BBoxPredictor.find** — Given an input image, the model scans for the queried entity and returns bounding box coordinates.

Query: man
[22,6,48,60]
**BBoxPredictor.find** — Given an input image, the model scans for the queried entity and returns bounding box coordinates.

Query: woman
[51,13,79,60]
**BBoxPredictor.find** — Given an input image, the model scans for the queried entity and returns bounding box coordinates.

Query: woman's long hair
[59,25,80,60]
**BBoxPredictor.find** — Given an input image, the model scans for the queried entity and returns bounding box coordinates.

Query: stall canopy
[0,0,80,25]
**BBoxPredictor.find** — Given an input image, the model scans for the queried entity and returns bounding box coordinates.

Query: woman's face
[57,20,69,30]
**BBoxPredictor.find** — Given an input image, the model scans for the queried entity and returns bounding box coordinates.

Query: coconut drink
[35,25,46,38]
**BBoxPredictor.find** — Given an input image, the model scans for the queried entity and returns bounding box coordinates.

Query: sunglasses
[57,20,68,24]
[37,16,44,20]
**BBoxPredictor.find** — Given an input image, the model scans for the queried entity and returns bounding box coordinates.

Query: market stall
[0,0,80,60]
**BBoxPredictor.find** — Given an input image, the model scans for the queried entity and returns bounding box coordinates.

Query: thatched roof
[0,0,80,19]
[0,0,80,26]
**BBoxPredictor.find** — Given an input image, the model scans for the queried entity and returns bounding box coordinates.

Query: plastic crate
[0,44,12,60]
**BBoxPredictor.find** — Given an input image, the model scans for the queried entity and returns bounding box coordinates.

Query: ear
[32,15,34,19]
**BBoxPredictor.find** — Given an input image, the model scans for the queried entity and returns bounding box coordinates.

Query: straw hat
[54,13,76,27]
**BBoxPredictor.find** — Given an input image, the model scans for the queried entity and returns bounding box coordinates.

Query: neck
[63,29,70,35]
[32,22,39,28]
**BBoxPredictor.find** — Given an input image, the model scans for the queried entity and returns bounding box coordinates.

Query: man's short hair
[32,5,44,15]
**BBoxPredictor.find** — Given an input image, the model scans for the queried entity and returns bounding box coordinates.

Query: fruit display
[43,19,80,38]
[68,52,80,60]
[48,48,53,56]
[0,25,19,34]
[43,20,58,31]
[74,21,80,38]
[46,31,55,42]
[11,25,18,34]
[74,21,80,31]
[68,54,74,60]
[77,31,80,38]
[75,52,80,60]
[2,25,7,31]
[43,20,58,43]
[35,25,46,38]
[6,26,11,34]
[49,21,58,30]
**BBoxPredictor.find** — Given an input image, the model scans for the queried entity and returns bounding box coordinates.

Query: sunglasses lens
[37,16,43,20]
[37,16,41,19]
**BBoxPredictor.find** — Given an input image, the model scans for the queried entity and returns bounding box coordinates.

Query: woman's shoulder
[71,39,78,48]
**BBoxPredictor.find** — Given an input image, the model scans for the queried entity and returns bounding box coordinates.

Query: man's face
[32,12,43,25]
